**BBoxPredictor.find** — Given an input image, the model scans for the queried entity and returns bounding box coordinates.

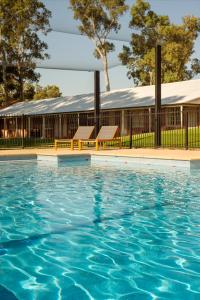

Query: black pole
[155,44,162,147]
[94,70,100,137]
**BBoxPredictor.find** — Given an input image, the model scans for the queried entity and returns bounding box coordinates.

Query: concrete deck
[0,148,200,161]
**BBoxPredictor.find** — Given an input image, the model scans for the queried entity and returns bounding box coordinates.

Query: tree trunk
[2,47,9,106]
[149,71,153,85]
[18,70,24,102]
[103,55,111,92]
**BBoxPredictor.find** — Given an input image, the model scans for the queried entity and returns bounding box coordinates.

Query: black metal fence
[128,110,200,149]
[0,109,200,150]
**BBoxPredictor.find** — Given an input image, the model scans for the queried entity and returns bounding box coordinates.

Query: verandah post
[94,70,100,137]
[155,44,162,147]
[22,114,25,149]
[129,113,133,149]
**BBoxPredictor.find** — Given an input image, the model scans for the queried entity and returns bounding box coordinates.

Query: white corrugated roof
[0,79,200,116]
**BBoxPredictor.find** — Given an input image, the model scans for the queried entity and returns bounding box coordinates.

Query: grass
[122,127,200,149]
[0,138,54,149]
[0,127,200,149]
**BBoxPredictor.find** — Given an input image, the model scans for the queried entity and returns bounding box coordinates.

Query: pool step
[0,154,36,161]
[37,154,91,164]
[91,155,200,170]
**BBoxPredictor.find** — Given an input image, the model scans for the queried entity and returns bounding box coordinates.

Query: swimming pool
[0,159,200,299]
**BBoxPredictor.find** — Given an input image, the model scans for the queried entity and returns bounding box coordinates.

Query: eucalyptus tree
[119,0,200,86]
[0,0,51,104]
[34,84,62,100]
[70,0,128,92]
[0,65,39,102]
[0,0,13,103]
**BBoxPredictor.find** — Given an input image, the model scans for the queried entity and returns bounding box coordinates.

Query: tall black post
[155,44,162,147]
[94,70,100,137]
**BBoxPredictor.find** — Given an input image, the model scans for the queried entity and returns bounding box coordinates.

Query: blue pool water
[0,160,200,299]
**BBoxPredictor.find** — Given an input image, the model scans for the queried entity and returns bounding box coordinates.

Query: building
[0,79,200,139]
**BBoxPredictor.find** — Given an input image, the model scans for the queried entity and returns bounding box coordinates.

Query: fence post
[22,114,24,149]
[129,113,133,149]
[185,111,189,150]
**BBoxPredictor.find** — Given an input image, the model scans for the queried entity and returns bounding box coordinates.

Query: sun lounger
[78,126,121,151]
[54,126,94,150]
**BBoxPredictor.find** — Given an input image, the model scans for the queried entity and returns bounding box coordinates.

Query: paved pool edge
[0,153,200,170]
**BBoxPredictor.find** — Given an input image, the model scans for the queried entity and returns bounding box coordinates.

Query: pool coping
[91,154,200,170]
[1,152,200,170]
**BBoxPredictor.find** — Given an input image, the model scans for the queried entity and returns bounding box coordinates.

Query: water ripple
[0,161,200,299]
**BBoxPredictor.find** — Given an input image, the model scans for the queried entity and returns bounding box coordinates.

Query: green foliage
[0,82,62,102]
[0,65,40,105]
[34,85,62,100]
[70,0,128,91]
[119,0,200,86]
[0,0,51,104]
[191,58,200,75]
[24,83,36,100]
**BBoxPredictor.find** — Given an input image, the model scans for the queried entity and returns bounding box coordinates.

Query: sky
[36,0,200,96]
